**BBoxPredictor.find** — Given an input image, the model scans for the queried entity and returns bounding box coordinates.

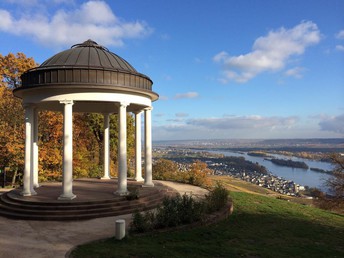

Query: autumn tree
[0,53,37,89]
[153,159,179,180]
[153,159,212,187]
[0,53,37,183]
[324,153,344,210]
[73,113,100,178]
[0,52,136,183]
[184,160,212,187]
[83,113,136,177]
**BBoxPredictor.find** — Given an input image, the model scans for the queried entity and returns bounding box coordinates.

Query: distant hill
[154,138,344,152]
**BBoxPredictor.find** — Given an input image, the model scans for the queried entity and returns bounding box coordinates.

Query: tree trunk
[11,168,18,186]
[98,141,104,167]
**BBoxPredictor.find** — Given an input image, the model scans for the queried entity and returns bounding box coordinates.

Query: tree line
[0,52,136,185]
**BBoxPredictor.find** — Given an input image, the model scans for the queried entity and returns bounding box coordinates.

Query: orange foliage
[184,160,212,187]
[0,52,136,183]
[153,159,212,188]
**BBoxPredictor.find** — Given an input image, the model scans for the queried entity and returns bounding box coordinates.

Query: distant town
[153,138,344,197]
[154,147,306,196]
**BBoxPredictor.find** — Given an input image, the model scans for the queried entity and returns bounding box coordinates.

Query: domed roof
[40,39,137,73]
[16,39,157,101]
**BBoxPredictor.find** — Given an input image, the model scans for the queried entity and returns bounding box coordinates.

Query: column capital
[133,110,143,115]
[59,100,74,105]
[119,102,130,108]
[144,106,153,111]
[22,103,35,109]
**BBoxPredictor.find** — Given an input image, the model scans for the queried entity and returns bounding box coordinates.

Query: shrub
[130,186,229,233]
[177,194,205,224]
[130,210,155,233]
[205,182,229,213]
[155,196,182,228]
[126,187,139,200]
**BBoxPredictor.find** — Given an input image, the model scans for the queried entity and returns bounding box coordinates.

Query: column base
[33,183,40,188]
[114,190,129,196]
[21,190,37,196]
[142,182,154,188]
[134,177,144,182]
[101,176,111,180]
[58,194,76,200]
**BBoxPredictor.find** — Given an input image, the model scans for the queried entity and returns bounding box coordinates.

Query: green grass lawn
[72,191,344,258]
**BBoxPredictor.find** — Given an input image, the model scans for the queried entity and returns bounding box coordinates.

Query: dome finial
[71,39,109,51]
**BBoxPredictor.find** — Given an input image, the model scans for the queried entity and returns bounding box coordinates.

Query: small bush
[130,210,155,233]
[130,186,229,233]
[155,195,182,228]
[126,187,139,200]
[177,194,205,224]
[205,182,229,213]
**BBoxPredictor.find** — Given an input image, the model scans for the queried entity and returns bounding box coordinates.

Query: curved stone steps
[0,194,163,216]
[0,181,178,221]
[0,188,163,210]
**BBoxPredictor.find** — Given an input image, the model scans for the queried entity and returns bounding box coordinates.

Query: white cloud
[174,92,199,99]
[159,95,169,101]
[152,115,301,140]
[318,114,344,134]
[335,30,344,40]
[335,45,344,51]
[0,0,152,48]
[187,115,298,130]
[4,0,39,6]
[175,112,189,117]
[214,21,321,83]
[284,66,306,79]
[0,10,12,30]
[160,33,170,40]
[163,74,172,81]
[154,113,165,117]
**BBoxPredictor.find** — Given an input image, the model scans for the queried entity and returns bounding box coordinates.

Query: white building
[13,40,159,200]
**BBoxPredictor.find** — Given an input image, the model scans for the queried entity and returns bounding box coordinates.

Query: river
[208,150,334,192]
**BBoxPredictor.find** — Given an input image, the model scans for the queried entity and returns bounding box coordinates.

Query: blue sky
[0,0,343,140]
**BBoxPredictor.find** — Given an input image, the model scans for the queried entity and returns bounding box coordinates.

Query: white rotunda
[13,40,159,200]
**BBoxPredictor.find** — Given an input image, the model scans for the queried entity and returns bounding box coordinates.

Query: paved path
[0,181,208,258]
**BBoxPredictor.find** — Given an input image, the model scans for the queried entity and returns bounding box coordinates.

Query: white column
[58,100,76,200]
[101,113,111,179]
[116,102,128,195]
[134,111,144,182]
[21,104,37,196]
[143,107,154,187]
[33,108,39,188]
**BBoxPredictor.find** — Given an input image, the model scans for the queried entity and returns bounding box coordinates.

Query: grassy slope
[72,177,344,258]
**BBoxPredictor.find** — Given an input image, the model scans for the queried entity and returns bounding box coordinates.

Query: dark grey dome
[16,40,157,101]
[40,39,137,73]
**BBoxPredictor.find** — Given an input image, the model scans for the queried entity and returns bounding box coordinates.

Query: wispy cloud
[187,115,298,130]
[284,66,306,79]
[159,95,169,101]
[318,114,344,134]
[160,33,171,40]
[335,30,344,39]
[175,112,189,117]
[335,29,344,51]
[174,92,199,99]
[153,115,300,140]
[336,45,344,52]
[213,21,321,83]
[155,113,165,117]
[0,0,152,48]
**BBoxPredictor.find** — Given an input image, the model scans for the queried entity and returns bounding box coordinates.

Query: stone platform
[0,178,178,221]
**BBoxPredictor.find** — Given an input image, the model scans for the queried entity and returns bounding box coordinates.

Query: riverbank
[206,149,332,192]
